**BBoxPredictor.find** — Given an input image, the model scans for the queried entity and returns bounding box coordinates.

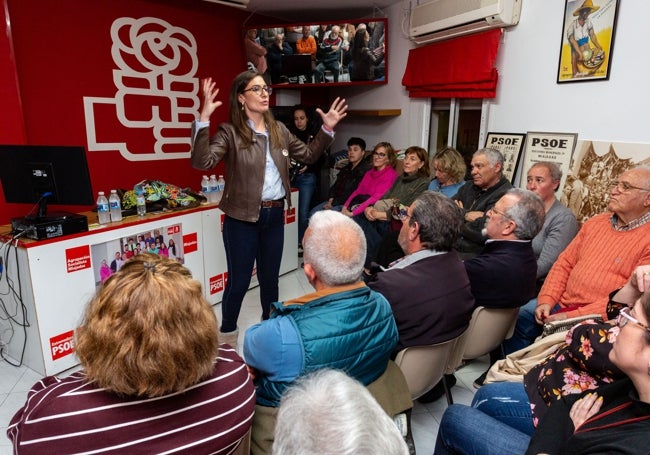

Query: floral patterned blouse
[523,294,627,425]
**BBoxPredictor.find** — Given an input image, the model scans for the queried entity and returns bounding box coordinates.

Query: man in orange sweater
[503,166,650,354]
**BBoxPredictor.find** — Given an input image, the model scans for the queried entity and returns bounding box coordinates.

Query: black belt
[261,199,284,208]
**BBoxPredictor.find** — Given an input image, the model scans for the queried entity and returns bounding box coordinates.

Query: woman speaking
[190,70,347,347]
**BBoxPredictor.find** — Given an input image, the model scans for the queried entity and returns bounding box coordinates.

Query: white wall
[335,0,650,153]
[488,1,648,144]
[332,1,427,152]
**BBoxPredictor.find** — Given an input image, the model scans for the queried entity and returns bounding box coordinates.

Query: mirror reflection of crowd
[244,22,385,85]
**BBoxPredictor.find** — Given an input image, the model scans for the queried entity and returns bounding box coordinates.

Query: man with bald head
[505,165,650,353]
[244,210,404,453]
[244,210,398,407]
[314,25,343,82]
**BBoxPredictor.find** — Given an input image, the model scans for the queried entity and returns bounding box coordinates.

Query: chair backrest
[394,337,459,400]
[446,306,519,374]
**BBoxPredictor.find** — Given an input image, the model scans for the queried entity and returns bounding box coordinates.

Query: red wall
[0,0,250,224]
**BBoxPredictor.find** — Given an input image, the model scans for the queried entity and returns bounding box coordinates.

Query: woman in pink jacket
[342,142,398,217]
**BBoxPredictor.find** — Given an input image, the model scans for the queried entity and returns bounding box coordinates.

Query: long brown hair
[229,70,282,148]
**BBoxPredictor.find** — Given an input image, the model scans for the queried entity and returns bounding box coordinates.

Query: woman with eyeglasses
[190,70,347,348]
[341,142,398,218]
[434,265,650,455]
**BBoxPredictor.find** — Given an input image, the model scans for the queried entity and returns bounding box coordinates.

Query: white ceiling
[244,0,402,22]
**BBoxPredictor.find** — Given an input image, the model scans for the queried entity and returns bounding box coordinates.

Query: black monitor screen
[0,145,94,214]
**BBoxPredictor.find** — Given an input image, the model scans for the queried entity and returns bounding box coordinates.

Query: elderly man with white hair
[244,210,406,454]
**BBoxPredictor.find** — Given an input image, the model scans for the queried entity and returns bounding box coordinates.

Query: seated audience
[434,267,650,455]
[295,25,317,82]
[244,210,406,453]
[8,254,255,453]
[428,146,466,197]
[525,161,579,283]
[465,189,545,387]
[452,148,513,259]
[353,146,430,265]
[314,25,343,83]
[350,28,384,81]
[465,189,545,310]
[341,142,398,217]
[272,369,409,455]
[368,191,474,354]
[505,165,650,354]
[267,33,293,84]
[309,137,371,215]
[245,28,268,75]
[368,146,467,270]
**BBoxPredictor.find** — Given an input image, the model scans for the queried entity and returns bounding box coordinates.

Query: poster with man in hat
[557,0,620,82]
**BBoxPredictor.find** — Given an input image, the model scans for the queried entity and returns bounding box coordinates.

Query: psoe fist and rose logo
[84,17,199,161]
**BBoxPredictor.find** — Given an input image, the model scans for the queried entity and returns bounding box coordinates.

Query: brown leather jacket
[191,121,333,222]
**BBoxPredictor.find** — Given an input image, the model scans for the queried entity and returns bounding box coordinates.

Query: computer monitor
[0,144,94,219]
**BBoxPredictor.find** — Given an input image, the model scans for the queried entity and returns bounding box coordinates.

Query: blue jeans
[221,208,284,333]
[352,214,390,264]
[308,201,343,218]
[294,172,317,246]
[435,382,533,454]
[503,299,562,354]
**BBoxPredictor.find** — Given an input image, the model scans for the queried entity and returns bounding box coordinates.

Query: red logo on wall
[209,274,225,295]
[183,232,198,254]
[220,213,226,232]
[66,245,91,273]
[167,225,180,236]
[50,330,75,360]
[285,207,296,224]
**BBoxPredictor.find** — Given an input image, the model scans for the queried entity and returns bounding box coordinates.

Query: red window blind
[402,29,502,98]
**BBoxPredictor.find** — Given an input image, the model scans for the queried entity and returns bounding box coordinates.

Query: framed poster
[557,0,620,83]
[485,132,526,183]
[521,132,578,191]
[561,140,650,224]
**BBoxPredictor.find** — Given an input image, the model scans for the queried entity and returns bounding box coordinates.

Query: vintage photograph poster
[521,132,578,192]
[484,132,526,183]
[557,0,620,82]
[561,141,650,224]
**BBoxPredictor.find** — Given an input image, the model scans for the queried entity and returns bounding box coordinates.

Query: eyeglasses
[373,152,387,158]
[616,306,650,332]
[397,210,411,222]
[610,180,650,192]
[242,85,272,95]
[488,206,510,219]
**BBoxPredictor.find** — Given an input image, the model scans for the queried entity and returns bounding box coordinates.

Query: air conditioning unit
[202,0,249,9]
[409,0,521,45]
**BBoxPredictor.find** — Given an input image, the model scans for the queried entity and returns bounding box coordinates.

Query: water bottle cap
[110,189,117,193]
[98,191,105,195]
[210,174,216,178]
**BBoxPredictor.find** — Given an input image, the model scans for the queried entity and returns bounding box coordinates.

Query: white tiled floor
[0,268,485,455]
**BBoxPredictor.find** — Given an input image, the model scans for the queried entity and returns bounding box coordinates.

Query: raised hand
[199,77,223,122]
[316,97,348,130]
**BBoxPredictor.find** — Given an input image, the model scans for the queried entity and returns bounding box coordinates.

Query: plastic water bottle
[208,174,218,203]
[215,174,226,204]
[109,189,123,222]
[96,191,110,225]
[201,175,210,198]
[134,184,146,217]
